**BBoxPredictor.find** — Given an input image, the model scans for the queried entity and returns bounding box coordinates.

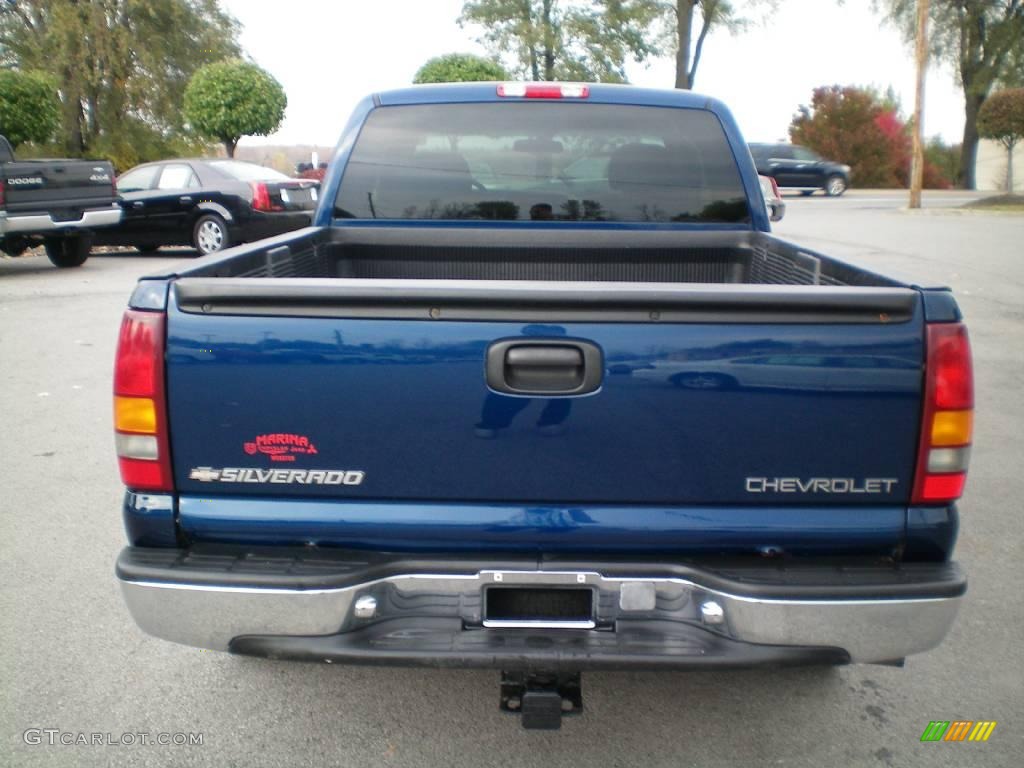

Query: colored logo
[243,433,318,463]
[920,721,997,742]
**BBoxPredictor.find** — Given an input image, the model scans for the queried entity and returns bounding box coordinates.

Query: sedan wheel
[193,215,229,255]
[825,175,847,197]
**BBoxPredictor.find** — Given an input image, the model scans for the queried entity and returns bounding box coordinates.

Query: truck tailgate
[2,159,114,212]
[165,281,924,511]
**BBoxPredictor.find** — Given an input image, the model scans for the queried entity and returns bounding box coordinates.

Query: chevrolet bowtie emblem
[189,467,221,482]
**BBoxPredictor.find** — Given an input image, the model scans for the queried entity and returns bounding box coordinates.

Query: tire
[825,175,847,197]
[1,236,29,256]
[192,214,231,255]
[44,236,91,268]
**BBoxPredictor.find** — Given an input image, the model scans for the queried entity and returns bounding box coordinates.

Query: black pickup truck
[0,135,121,267]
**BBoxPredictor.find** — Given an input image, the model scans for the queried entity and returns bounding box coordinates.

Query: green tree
[876,1,1024,188]
[458,0,661,82]
[183,60,287,158]
[414,53,509,83]
[657,1,776,90]
[924,136,961,185]
[0,70,61,147]
[0,0,240,159]
[1000,45,1024,88]
[977,88,1024,191]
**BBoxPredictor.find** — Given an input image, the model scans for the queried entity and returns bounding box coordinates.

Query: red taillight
[497,82,590,99]
[912,323,973,504]
[931,324,974,409]
[113,309,173,491]
[250,181,272,212]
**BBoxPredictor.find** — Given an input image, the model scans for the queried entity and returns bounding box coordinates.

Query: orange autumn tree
[790,85,951,188]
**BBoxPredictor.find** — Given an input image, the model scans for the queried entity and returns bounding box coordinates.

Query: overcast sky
[220,0,966,150]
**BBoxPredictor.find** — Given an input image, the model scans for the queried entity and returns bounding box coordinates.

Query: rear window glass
[748,145,770,162]
[335,103,750,223]
[211,161,290,182]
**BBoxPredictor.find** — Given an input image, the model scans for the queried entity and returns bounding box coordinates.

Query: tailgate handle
[486,339,603,396]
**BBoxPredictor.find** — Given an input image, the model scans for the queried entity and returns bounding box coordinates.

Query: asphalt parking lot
[2,192,1022,767]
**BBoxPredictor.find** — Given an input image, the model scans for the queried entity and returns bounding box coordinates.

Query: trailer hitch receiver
[500,671,583,730]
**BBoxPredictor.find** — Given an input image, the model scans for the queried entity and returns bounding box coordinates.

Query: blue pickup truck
[113,83,972,729]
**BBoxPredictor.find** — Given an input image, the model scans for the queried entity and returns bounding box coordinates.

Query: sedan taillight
[250,182,272,212]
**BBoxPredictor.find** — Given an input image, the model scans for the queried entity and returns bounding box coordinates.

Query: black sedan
[96,159,319,254]
[748,143,851,197]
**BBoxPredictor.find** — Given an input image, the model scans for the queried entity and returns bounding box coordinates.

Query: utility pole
[909,0,930,209]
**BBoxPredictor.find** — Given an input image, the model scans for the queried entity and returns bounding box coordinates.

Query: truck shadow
[89,247,197,259]
[0,247,198,279]
[225,656,870,751]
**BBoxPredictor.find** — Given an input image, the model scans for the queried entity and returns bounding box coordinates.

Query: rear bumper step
[229,618,851,669]
[117,546,965,666]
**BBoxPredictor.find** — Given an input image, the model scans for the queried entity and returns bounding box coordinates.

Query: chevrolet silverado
[112,83,972,729]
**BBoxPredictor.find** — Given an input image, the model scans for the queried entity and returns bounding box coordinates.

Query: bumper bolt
[700,600,725,626]
[354,595,377,619]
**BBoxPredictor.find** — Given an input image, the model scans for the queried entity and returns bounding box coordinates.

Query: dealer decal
[189,467,365,485]
[244,433,318,462]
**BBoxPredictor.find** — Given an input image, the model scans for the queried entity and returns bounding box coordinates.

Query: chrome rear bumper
[117,548,964,666]
[0,205,121,235]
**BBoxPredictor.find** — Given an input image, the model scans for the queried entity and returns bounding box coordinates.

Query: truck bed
[175,226,904,288]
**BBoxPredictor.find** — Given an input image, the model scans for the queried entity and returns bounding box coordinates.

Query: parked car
[296,161,328,182]
[758,174,785,221]
[1,134,121,267]
[94,159,319,255]
[749,142,850,196]
[113,83,970,730]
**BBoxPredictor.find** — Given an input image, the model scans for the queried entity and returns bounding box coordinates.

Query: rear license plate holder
[483,586,595,628]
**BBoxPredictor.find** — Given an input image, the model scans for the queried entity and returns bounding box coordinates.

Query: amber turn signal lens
[114,395,157,434]
[930,410,973,447]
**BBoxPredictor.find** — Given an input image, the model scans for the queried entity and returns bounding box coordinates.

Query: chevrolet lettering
[112,83,973,730]
[745,477,900,494]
